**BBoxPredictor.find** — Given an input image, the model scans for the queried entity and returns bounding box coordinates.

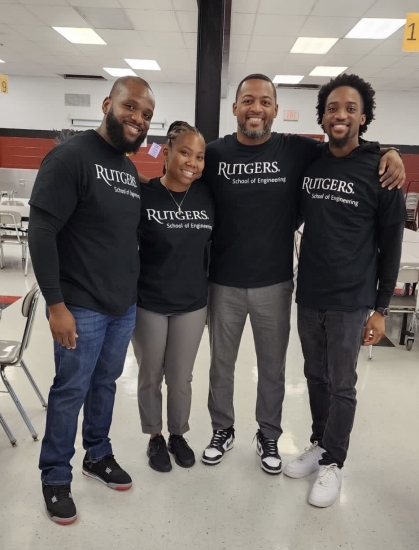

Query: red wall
[1,135,419,190]
[0,136,164,178]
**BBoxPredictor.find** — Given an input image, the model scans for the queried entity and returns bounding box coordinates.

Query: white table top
[0,198,30,219]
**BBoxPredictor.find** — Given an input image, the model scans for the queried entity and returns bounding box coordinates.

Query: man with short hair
[29,76,155,524]
[283,74,406,508]
[200,73,405,475]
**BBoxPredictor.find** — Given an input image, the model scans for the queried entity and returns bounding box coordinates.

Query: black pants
[297,306,369,468]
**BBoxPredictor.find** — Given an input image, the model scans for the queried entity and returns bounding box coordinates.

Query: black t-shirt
[137,177,214,314]
[204,132,320,288]
[30,130,141,316]
[296,143,407,310]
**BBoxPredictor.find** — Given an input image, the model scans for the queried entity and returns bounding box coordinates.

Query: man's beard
[238,120,272,140]
[106,108,147,153]
[328,134,350,149]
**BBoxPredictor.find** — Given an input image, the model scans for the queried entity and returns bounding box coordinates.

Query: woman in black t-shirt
[131,121,214,473]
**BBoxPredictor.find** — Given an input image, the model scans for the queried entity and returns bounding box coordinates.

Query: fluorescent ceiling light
[0,59,5,63]
[53,27,106,45]
[310,66,347,77]
[345,18,406,39]
[291,37,339,54]
[273,75,304,84]
[103,68,136,77]
[125,59,161,71]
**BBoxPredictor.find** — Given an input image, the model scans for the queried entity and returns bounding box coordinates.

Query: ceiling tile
[231,13,256,35]
[172,0,196,10]
[249,35,296,53]
[320,53,366,67]
[23,0,67,4]
[36,41,82,54]
[68,0,121,6]
[232,0,259,13]
[330,39,384,56]
[353,54,405,67]
[229,50,248,64]
[364,0,419,18]
[75,7,134,31]
[369,40,406,56]
[391,56,419,68]
[95,29,145,46]
[24,5,88,27]
[373,66,418,78]
[127,9,180,32]
[258,0,317,16]
[299,16,360,38]
[246,51,287,65]
[119,0,172,8]
[182,32,196,49]
[283,53,326,66]
[9,25,67,42]
[230,34,252,51]
[0,4,43,25]
[311,0,376,17]
[175,11,197,33]
[140,31,185,49]
[72,44,115,57]
[253,15,306,36]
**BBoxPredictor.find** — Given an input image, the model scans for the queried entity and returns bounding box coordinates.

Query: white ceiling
[0,0,418,91]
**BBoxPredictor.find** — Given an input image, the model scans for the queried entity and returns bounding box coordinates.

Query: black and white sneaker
[42,484,77,525]
[82,453,132,490]
[201,427,235,465]
[256,429,282,475]
[168,434,195,468]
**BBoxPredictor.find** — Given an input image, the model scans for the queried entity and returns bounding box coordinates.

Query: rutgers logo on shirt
[146,209,212,230]
[302,176,359,208]
[218,161,286,185]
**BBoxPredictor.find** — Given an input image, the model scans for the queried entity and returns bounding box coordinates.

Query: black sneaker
[42,484,77,525]
[82,453,132,490]
[255,429,282,475]
[147,435,172,472]
[168,434,195,468]
[201,427,235,465]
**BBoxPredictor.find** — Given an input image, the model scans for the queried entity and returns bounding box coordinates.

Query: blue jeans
[39,304,136,485]
[297,306,369,468]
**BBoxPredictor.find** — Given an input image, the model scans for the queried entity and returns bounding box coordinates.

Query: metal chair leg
[0,367,38,440]
[0,243,4,269]
[20,359,48,408]
[24,243,28,277]
[368,345,373,361]
[0,413,17,446]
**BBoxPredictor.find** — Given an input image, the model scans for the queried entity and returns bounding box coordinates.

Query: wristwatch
[375,307,389,317]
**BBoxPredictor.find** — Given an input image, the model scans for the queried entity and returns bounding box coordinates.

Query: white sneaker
[283,441,325,479]
[308,464,342,508]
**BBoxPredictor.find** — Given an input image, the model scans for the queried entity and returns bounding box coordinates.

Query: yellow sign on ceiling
[403,13,419,52]
[0,74,8,94]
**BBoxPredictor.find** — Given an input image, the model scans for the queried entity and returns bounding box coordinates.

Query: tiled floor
[0,248,418,550]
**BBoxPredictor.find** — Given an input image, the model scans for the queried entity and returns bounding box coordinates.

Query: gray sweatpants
[131,306,207,435]
[207,281,293,440]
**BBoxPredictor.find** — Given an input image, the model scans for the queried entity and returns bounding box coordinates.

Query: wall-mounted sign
[283,110,299,121]
[403,13,419,52]
[0,74,8,94]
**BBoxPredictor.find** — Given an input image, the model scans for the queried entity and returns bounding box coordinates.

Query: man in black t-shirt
[28,77,155,525]
[200,73,405,475]
[283,74,406,508]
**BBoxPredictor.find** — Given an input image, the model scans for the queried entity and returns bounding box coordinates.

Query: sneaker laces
[150,436,168,454]
[170,435,190,449]
[102,454,122,470]
[298,441,319,461]
[257,431,278,457]
[209,429,229,449]
[317,464,339,486]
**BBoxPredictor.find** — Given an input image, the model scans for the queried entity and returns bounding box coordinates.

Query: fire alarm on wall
[283,110,299,121]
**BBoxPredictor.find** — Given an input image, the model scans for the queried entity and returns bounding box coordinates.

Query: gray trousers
[131,306,207,435]
[207,281,294,440]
